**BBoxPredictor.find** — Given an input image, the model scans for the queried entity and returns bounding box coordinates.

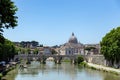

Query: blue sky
[4,0,120,46]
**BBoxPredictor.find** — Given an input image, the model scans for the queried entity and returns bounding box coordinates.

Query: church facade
[58,33,84,55]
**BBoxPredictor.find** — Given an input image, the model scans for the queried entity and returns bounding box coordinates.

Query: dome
[68,33,78,44]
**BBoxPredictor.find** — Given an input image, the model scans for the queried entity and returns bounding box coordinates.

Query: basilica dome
[68,33,78,44]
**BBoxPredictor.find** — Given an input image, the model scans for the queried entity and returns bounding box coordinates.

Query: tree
[0,35,5,44]
[77,55,84,64]
[39,44,43,47]
[0,0,18,34]
[33,48,39,54]
[31,41,39,47]
[26,48,31,54]
[20,41,39,48]
[51,49,57,55]
[100,27,120,66]
[85,47,96,51]
[0,39,17,62]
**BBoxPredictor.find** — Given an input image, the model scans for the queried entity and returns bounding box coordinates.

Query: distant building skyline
[55,33,100,55]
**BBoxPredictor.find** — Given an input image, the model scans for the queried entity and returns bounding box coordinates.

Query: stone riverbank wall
[86,55,106,66]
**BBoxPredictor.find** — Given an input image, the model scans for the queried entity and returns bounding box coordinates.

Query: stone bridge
[14,54,80,64]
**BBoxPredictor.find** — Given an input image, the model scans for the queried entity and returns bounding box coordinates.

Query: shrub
[0,73,2,79]
[77,55,84,64]
[79,62,87,67]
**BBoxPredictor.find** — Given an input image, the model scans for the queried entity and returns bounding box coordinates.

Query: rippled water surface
[5,61,120,80]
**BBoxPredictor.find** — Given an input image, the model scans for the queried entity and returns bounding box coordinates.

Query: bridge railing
[14,54,80,59]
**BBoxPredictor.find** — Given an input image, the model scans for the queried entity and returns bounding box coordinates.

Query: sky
[3,0,120,46]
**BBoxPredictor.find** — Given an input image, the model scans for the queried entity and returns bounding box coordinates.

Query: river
[4,61,120,80]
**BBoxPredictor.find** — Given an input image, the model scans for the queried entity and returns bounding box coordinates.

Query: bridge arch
[14,54,78,64]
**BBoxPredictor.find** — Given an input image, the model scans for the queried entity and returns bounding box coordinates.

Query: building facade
[58,33,84,55]
[56,33,100,55]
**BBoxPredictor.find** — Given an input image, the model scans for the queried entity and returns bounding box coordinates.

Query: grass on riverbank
[0,73,2,80]
[0,65,17,80]
[85,63,120,75]
[79,62,87,67]
[2,68,18,80]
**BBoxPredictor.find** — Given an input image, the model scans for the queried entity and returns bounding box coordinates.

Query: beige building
[84,44,100,55]
[38,46,51,55]
[58,33,84,55]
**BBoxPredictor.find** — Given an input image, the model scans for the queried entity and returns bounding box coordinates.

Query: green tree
[85,47,96,51]
[0,39,17,62]
[100,27,120,66]
[51,49,57,55]
[77,55,84,64]
[27,48,31,54]
[0,0,18,34]
[33,48,39,54]
[0,35,5,44]
[31,41,39,47]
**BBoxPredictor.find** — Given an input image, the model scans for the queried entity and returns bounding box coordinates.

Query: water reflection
[103,73,120,80]
[4,61,120,80]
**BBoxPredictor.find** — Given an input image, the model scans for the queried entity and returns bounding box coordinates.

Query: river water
[5,61,120,80]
